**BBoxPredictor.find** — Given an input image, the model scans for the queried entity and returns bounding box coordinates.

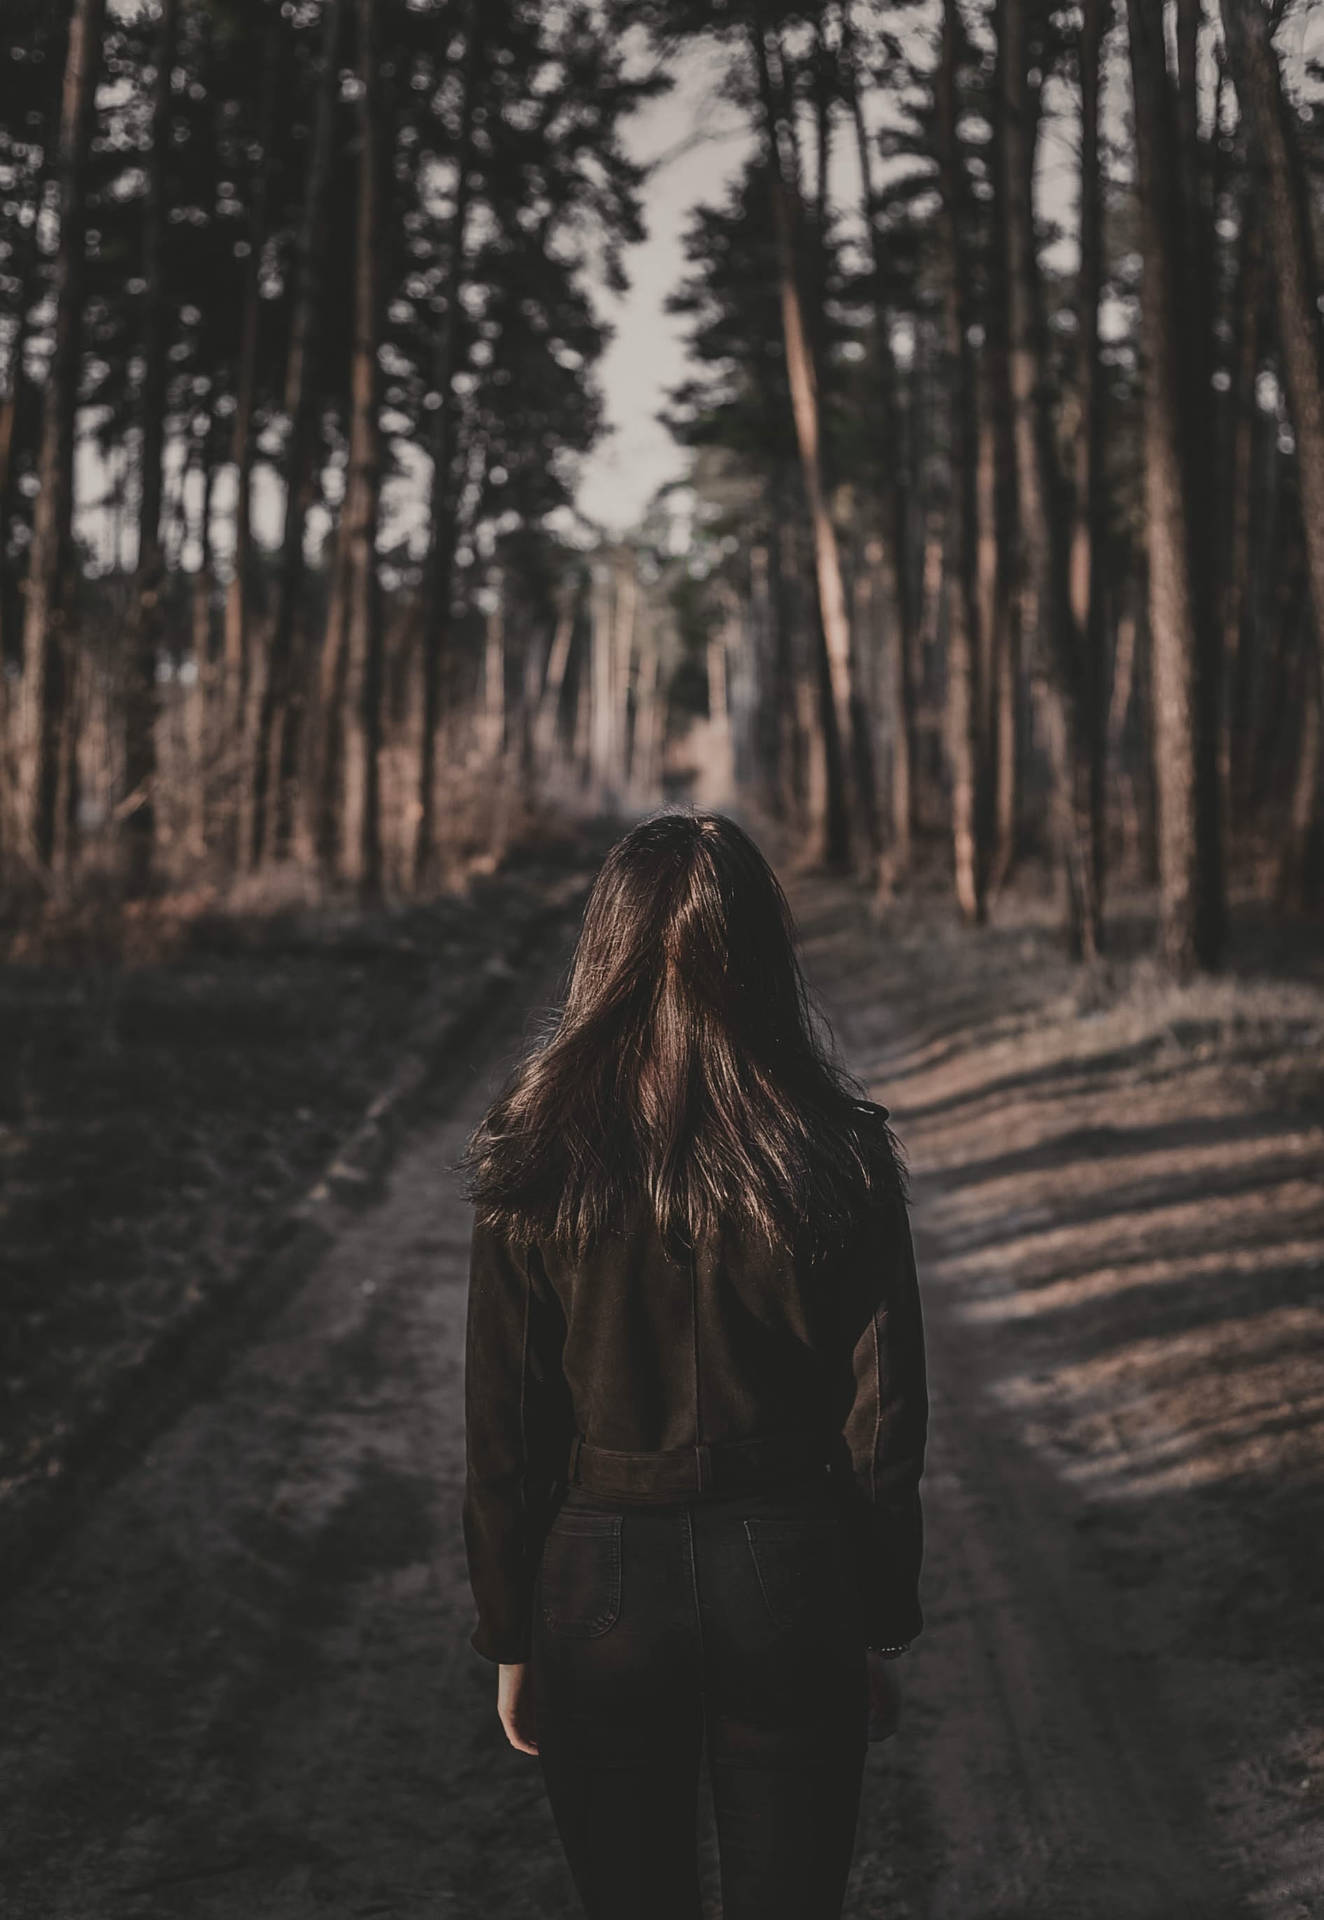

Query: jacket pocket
[539,1512,623,1638]
[743,1516,850,1634]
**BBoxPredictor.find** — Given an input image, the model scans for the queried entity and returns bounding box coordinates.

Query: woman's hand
[865,1650,903,1744]
[498,1661,539,1756]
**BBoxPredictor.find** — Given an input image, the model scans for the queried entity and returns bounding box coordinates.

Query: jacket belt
[565,1430,835,1500]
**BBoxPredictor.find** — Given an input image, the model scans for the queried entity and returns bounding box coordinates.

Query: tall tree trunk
[1276,636,1320,908]
[1220,0,1324,685]
[221,1,281,768]
[414,0,485,889]
[983,70,1020,892]
[0,163,52,687]
[15,0,106,876]
[1068,0,1110,937]
[611,550,637,797]
[0,211,46,874]
[842,0,917,883]
[750,10,854,869]
[122,0,182,895]
[248,0,344,868]
[1000,0,1101,957]
[185,402,217,863]
[532,579,578,774]
[1126,0,1223,973]
[764,499,799,824]
[706,607,735,806]
[1222,194,1263,825]
[936,0,988,924]
[589,555,615,806]
[483,568,506,762]
[329,0,385,898]
[631,605,665,804]
[1173,0,1224,961]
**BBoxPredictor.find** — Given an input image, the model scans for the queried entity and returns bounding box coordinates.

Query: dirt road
[2,872,1320,1918]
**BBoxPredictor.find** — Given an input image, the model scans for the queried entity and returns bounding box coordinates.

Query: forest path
[1,869,1320,1918]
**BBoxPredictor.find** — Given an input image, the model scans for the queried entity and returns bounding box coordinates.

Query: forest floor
[0,835,1321,1918]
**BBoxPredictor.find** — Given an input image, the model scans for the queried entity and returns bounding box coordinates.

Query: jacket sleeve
[462,1216,571,1664]
[838,1189,929,1648]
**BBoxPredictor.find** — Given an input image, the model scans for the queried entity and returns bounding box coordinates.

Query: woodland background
[0,0,1321,969]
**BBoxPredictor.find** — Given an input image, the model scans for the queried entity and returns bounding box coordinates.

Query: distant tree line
[0,0,666,900]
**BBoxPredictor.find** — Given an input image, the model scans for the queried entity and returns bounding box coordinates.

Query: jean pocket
[539,1512,622,1637]
[743,1517,848,1634]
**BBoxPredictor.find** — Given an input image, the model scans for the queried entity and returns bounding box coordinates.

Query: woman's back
[460,810,928,1920]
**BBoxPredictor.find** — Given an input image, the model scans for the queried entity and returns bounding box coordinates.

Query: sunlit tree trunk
[249,0,344,868]
[750,9,853,868]
[16,0,107,876]
[1126,0,1223,973]
[936,0,988,924]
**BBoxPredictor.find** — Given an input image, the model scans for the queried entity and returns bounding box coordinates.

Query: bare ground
[0,861,1320,1918]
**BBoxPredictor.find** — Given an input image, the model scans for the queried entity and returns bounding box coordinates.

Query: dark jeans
[530,1471,869,1920]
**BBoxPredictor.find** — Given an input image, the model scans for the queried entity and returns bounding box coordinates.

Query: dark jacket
[462,1113,929,1664]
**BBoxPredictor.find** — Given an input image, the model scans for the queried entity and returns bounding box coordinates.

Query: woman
[460,809,928,1920]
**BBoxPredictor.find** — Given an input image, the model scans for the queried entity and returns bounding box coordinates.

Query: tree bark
[15,0,107,876]
[936,0,988,924]
[532,578,578,774]
[1000,0,1101,957]
[327,0,385,897]
[187,403,218,863]
[750,10,854,869]
[841,0,917,883]
[122,0,183,894]
[0,154,54,694]
[764,501,800,824]
[979,25,1020,894]
[611,550,637,797]
[1126,0,1223,973]
[1220,0,1324,686]
[248,0,345,868]
[1222,193,1263,824]
[589,555,616,806]
[414,0,485,889]
[221,1,281,767]
[1068,0,1110,939]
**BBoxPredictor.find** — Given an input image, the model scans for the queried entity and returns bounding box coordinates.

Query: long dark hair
[461,809,905,1261]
